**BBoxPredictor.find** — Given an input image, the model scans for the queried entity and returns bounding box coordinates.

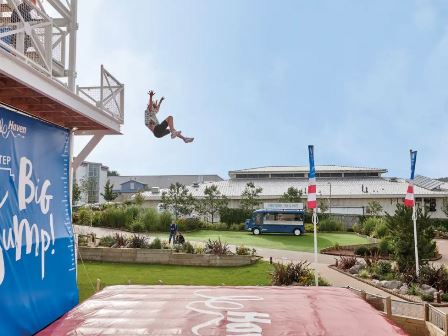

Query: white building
[74,161,109,204]
[141,165,448,218]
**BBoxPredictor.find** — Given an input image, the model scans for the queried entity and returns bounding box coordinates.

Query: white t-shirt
[145,105,159,127]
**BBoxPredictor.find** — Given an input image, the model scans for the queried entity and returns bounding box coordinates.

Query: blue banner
[410,150,417,180]
[0,106,78,335]
[308,145,315,179]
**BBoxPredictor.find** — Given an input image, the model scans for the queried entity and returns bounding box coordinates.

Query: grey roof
[109,175,223,192]
[413,175,446,191]
[142,175,448,200]
[229,165,387,175]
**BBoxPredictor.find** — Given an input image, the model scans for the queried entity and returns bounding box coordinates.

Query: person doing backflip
[145,90,194,143]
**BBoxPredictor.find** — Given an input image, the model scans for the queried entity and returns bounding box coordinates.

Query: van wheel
[253,228,261,235]
[293,229,301,236]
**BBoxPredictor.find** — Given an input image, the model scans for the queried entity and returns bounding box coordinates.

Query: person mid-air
[145,90,194,143]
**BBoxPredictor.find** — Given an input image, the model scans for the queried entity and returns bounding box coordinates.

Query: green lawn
[154,230,369,252]
[78,261,273,302]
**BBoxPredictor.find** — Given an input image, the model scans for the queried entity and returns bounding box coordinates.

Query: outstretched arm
[148,90,155,109]
[157,96,165,109]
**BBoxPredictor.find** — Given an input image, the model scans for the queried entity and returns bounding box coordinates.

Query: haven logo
[0,118,27,139]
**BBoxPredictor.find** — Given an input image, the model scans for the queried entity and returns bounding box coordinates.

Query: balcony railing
[77,65,125,123]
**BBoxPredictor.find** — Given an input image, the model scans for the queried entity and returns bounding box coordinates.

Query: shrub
[372,220,388,238]
[140,208,161,231]
[418,265,448,292]
[375,261,393,276]
[78,208,93,226]
[420,293,434,302]
[441,293,448,302]
[305,223,316,233]
[337,256,357,270]
[318,218,343,232]
[271,261,326,286]
[379,238,393,256]
[183,241,195,254]
[112,233,127,248]
[236,245,251,255]
[229,223,245,231]
[92,211,103,227]
[99,235,116,247]
[127,234,148,248]
[219,208,252,225]
[355,246,369,256]
[203,223,228,231]
[407,284,420,296]
[126,206,141,221]
[362,217,381,236]
[159,211,172,232]
[358,269,370,279]
[78,235,88,246]
[131,219,145,233]
[101,207,130,229]
[148,238,162,249]
[194,245,205,254]
[205,238,231,255]
[352,223,362,234]
[177,217,202,231]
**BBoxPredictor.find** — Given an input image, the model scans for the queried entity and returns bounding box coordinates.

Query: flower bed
[78,246,259,267]
[332,255,448,305]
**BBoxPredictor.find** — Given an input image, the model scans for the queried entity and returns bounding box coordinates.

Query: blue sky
[74,0,448,179]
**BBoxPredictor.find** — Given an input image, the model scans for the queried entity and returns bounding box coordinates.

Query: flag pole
[313,208,319,286]
[405,149,419,277]
[413,204,419,277]
[307,145,318,287]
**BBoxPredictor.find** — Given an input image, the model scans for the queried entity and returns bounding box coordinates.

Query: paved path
[73,225,414,299]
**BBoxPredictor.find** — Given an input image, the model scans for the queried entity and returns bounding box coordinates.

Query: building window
[130,182,135,190]
[235,174,269,179]
[271,173,305,178]
[87,163,100,203]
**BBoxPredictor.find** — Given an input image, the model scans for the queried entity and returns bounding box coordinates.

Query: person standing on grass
[169,222,178,245]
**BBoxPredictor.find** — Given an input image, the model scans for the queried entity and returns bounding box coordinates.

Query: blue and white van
[245,203,305,236]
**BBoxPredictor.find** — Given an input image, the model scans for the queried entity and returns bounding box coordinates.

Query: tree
[240,182,263,211]
[107,170,120,176]
[367,200,383,216]
[79,176,96,204]
[197,184,229,224]
[101,179,118,202]
[280,187,303,203]
[72,181,81,206]
[161,183,194,219]
[134,191,144,206]
[318,198,329,214]
[384,204,436,273]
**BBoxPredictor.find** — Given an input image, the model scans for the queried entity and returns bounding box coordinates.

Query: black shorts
[153,120,170,138]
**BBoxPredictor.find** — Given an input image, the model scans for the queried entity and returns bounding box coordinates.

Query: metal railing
[0,0,53,75]
[77,65,125,124]
[429,305,447,332]
[347,286,448,335]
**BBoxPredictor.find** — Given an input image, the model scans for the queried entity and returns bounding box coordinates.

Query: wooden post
[436,292,441,304]
[445,313,448,336]
[96,278,101,292]
[385,296,392,317]
[424,303,429,321]
[269,257,272,264]
[361,290,367,301]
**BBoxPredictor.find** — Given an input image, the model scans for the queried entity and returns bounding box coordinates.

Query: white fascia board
[0,51,121,134]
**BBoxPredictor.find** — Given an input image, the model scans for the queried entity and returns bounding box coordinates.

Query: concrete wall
[389,315,429,336]
[78,247,256,267]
